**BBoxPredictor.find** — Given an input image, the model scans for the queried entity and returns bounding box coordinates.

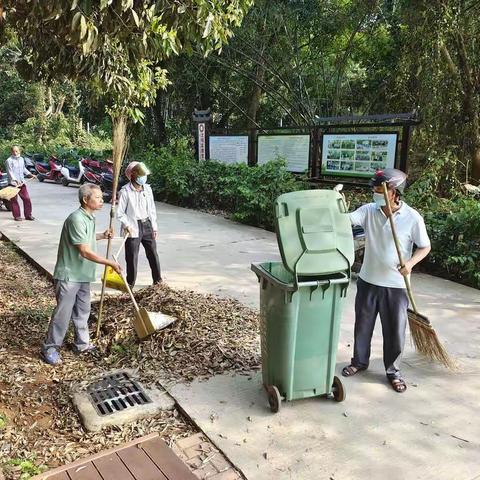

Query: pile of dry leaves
[93,282,261,384]
[0,240,260,479]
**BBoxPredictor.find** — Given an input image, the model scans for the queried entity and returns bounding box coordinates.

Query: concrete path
[0,181,279,306]
[170,274,480,480]
[1,180,479,480]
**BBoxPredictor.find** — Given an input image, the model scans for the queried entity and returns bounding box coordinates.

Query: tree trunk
[151,93,167,146]
[247,61,266,129]
[472,143,480,182]
[36,84,47,143]
[45,87,54,117]
[55,96,66,114]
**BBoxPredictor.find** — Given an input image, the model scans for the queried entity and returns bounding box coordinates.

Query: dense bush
[420,199,480,288]
[0,113,111,162]
[137,138,306,230]
[405,152,480,289]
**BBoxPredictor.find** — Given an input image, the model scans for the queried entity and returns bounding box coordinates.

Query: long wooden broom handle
[382,182,419,313]
[114,232,129,259]
[112,252,141,313]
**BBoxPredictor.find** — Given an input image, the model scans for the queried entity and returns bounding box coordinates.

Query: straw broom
[0,176,37,200]
[382,182,455,369]
[95,115,129,338]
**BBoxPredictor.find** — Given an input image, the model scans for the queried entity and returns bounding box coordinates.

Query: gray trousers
[352,277,408,379]
[43,280,91,353]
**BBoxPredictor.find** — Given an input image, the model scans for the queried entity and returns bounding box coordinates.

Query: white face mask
[135,175,147,185]
[373,192,386,208]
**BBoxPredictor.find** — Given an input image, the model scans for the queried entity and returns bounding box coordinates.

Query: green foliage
[4,0,253,121]
[405,152,480,288]
[0,48,38,130]
[421,199,480,288]
[138,139,306,230]
[0,113,111,161]
[404,150,465,208]
[6,457,46,480]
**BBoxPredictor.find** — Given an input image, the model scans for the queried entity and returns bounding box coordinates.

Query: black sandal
[342,365,365,377]
[390,377,407,393]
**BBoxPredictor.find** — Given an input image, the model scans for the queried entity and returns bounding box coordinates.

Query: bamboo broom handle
[112,252,141,313]
[382,182,419,313]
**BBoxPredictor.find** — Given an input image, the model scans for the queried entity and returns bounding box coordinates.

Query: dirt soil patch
[0,240,260,479]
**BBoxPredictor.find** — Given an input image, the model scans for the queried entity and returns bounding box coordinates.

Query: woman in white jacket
[117,162,162,287]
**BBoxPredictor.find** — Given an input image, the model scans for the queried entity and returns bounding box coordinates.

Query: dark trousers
[10,184,32,219]
[352,277,408,379]
[125,219,162,287]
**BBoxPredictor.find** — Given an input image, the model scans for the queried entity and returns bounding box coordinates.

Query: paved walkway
[1,180,479,480]
[0,181,279,307]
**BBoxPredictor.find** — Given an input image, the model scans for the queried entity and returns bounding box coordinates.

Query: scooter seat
[36,162,50,170]
[66,166,80,175]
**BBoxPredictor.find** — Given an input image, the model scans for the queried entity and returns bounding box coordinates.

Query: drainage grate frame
[86,371,152,416]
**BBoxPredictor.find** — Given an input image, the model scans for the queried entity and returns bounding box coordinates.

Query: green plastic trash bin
[251,189,354,412]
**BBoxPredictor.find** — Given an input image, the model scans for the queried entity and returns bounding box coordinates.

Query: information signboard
[258,134,310,173]
[198,123,206,161]
[321,133,397,177]
[209,135,248,164]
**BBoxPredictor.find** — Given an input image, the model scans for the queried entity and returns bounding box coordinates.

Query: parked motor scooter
[83,166,103,186]
[60,160,86,187]
[23,155,36,174]
[81,157,113,175]
[35,155,64,183]
[100,172,128,203]
[23,153,46,175]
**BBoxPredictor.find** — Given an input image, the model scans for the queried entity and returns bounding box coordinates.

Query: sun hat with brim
[125,161,151,181]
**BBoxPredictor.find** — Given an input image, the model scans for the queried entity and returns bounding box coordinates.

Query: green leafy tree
[1,0,252,334]
[1,0,253,181]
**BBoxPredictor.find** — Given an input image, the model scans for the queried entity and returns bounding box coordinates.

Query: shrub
[420,198,480,288]
[405,151,480,288]
[0,113,111,162]
[137,139,307,230]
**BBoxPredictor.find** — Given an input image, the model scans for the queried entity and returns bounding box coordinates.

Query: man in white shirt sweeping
[117,161,162,287]
[342,169,431,393]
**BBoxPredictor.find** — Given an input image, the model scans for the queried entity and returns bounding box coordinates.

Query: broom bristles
[407,311,457,370]
[0,186,19,200]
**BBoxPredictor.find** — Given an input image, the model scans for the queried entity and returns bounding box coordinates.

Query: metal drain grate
[86,371,152,416]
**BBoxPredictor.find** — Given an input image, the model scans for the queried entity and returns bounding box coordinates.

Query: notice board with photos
[257,134,310,173]
[321,133,398,177]
[209,135,249,164]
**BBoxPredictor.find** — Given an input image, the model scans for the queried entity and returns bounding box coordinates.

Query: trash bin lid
[274,189,354,276]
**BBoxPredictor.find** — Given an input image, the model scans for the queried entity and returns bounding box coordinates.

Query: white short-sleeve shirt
[350,202,430,288]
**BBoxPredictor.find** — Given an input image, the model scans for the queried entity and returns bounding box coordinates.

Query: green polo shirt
[53,208,97,282]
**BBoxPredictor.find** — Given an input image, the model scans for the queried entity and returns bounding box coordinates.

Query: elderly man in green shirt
[41,183,121,365]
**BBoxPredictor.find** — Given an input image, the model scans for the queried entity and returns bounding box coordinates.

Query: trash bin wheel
[266,385,281,413]
[332,376,346,402]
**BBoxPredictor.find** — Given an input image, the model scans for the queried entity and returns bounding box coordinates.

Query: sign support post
[193,108,212,161]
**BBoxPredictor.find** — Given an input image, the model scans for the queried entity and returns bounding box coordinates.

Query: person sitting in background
[4,145,35,221]
[117,161,162,287]
[41,183,121,365]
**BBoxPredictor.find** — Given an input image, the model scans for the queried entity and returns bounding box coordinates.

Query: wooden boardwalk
[32,434,197,480]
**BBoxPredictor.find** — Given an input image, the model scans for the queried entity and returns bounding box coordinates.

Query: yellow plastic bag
[102,266,128,292]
